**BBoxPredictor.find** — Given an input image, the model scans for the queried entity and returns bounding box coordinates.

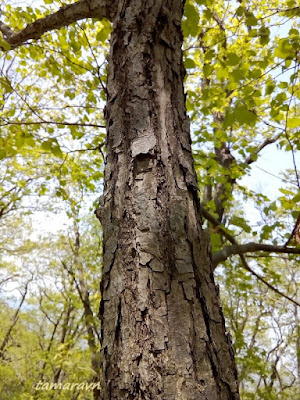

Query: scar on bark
[133,153,154,177]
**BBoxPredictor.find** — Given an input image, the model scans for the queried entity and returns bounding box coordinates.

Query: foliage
[0,0,299,399]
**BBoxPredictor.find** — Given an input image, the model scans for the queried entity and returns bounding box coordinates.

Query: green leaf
[217,67,229,80]
[249,68,261,79]
[0,149,6,159]
[287,117,300,129]
[0,33,11,51]
[204,49,215,61]
[259,26,270,45]
[291,193,300,203]
[245,11,258,26]
[95,19,111,43]
[278,82,288,89]
[185,58,196,69]
[227,53,240,66]
[230,68,244,82]
[183,4,200,37]
[71,40,81,53]
[274,39,293,59]
[203,63,214,77]
[51,145,63,158]
[41,140,52,151]
[285,59,292,68]
[96,29,108,43]
[233,104,258,126]
[0,78,13,93]
[279,188,295,195]
[236,6,244,16]
[230,216,251,233]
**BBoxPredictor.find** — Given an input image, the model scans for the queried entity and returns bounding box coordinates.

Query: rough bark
[95,1,239,398]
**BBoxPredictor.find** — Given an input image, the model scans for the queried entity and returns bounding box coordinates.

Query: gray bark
[1,0,241,397]
[96,0,240,398]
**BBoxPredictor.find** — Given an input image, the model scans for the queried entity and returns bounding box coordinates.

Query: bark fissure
[96,0,240,398]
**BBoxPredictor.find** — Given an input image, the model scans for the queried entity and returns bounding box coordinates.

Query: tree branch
[0,0,113,49]
[0,278,32,359]
[245,132,282,165]
[213,242,300,266]
[200,204,234,244]
[200,205,300,307]
[237,252,300,308]
[200,205,300,266]
[0,120,105,128]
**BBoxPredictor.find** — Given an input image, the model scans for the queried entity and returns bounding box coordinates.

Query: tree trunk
[96,0,240,398]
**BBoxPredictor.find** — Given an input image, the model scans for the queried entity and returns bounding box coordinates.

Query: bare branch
[245,132,282,165]
[0,120,105,129]
[254,165,298,186]
[0,0,113,49]
[238,253,300,308]
[0,278,32,359]
[0,274,20,286]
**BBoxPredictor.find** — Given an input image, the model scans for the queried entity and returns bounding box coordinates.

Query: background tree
[0,212,102,400]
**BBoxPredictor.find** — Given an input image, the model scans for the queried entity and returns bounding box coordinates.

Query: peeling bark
[96,1,240,398]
